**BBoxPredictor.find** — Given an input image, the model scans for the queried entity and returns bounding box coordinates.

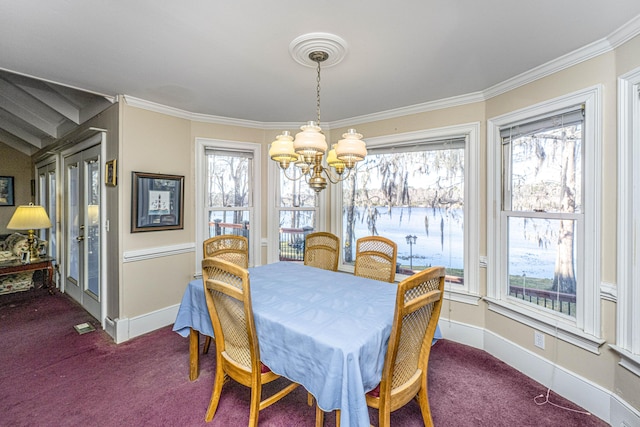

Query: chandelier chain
[316,59,322,125]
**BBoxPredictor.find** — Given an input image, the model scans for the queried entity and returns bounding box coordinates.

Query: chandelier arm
[321,165,353,184]
[281,167,309,182]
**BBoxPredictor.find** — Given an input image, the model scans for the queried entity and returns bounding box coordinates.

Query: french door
[63,144,101,320]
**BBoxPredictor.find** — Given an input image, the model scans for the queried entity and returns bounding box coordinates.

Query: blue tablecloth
[173,261,441,427]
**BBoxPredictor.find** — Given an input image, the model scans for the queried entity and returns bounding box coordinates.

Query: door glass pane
[67,165,79,283]
[507,216,577,317]
[86,160,100,296]
[48,172,56,259]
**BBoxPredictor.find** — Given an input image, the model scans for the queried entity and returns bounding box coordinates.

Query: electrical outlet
[534,331,545,349]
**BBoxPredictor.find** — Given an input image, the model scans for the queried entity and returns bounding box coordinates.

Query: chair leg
[416,387,434,427]
[203,335,212,354]
[204,368,226,422]
[315,404,325,427]
[248,383,262,427]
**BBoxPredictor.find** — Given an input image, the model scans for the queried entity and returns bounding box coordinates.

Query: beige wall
[114,35,640,413]
[0,144,34,234]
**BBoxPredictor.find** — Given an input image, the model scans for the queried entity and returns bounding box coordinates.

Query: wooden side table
[0,257,56,294]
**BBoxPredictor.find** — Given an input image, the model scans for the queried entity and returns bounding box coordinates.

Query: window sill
[609,345,640,377]
[484,297,605,354]
[445,287,482,305]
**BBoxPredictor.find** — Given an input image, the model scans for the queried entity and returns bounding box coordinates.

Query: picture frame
[131,171,184,232]
[0,176,15,206]
[105,159,117,187]
[21,250,30,264]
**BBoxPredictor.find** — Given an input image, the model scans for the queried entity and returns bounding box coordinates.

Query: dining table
[173,261,441,427]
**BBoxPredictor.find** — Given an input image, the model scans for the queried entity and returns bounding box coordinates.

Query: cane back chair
[304,232,340,272]
[316,266,445,427]
[354,236,398,283]
[202,258,300,425]
[202,235,249,354]
[366,266,445,426]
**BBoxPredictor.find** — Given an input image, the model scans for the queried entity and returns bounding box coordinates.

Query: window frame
[267,155,326,265]
[612,67,640,375]
[195,138,262,273]
[330,123,481,302]
[487,86,604,353]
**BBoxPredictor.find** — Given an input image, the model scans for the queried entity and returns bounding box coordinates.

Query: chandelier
[269,36,367,193]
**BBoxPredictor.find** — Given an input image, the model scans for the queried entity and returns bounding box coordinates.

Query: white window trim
[611,67,640,376]
[266,156,327,265]
[330,122,481,298]
[195,137,262,273]
[486,86,604,354]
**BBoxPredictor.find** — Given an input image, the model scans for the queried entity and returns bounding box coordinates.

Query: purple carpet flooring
[0,288,607,426]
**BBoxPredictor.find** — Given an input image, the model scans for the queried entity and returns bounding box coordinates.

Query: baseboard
[111,304,180,344]
[438,320,640,427]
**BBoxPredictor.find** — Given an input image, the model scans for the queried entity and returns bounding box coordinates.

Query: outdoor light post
[405,234,417,270]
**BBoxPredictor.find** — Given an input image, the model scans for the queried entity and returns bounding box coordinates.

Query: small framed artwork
[21,250,30,264]
[105,159,117,187]
[131,171,184,232]
[0,176,15,206]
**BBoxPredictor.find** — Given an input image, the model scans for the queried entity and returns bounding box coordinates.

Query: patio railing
[509,285,576,316]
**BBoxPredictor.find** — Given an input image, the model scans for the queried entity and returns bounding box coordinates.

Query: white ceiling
[2,1,640,138]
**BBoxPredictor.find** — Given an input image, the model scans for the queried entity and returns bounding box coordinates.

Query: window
[332,124,480,298]
[267,158,324,264]
[614,68,640,374]
[487,87,603,352]
[501,107,583,318]
[274,168,319,262]
[196,139,261,270]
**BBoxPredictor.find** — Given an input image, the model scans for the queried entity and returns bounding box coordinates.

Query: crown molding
[329,91,486,129]
[121,95,271,129]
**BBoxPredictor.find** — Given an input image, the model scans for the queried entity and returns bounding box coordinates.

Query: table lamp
[7,203,52,261]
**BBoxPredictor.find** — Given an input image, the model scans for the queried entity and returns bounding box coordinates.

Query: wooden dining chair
[353,236,398,283]
[304,232,340,271]
[202,234,249,354]
[202,258,300,425]
[203,234,249,267]
[316,266,445,427]
[366,266,445,426]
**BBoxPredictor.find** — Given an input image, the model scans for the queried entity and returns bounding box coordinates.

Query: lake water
[346,207,556,279]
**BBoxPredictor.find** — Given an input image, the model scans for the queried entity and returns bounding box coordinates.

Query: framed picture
[21,250,30,264]
[0,176,15,206]
[131,172,184,232]
[105,159,117,186]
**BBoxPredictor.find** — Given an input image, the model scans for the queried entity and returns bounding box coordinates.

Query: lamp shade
[269,131,298,169]
[326,144,346,174]
[7,203,52,230]
[293,121,328,163]
[335,128,367,169]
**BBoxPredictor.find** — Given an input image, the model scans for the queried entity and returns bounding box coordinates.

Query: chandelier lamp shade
[269,34,367,193]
